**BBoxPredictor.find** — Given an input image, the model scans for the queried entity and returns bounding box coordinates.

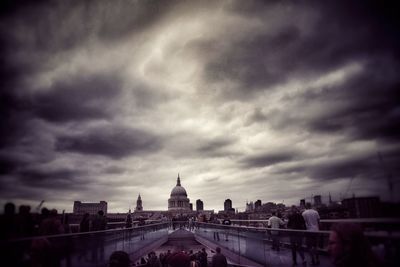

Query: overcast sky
[1,0,399,213]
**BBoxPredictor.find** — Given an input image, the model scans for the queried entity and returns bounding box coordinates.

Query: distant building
[246,201,254,212]
[224,199,232,211]
[342,196,381,218]
[196,199,204,211]
[260,202,276,213]
[300,199,305,208]
[314,195,322,207]
[255,200,262,210]
[73,201,107,215]
[135,194,143,211]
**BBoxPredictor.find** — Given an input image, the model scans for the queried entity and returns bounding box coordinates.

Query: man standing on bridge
[212,247,227,267]
[302,203,320,265]
[268,211,285,251]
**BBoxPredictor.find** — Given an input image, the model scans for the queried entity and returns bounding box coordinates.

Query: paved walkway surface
[182,229,333,267]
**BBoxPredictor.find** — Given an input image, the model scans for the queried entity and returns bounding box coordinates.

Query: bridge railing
[0,222,170,267]
[194,222,399,267]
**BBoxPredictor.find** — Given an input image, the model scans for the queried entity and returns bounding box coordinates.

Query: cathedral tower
[135,194,143,211]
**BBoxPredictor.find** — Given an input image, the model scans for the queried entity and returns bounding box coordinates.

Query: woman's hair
[109,251,130,267]
[331,223,379,267]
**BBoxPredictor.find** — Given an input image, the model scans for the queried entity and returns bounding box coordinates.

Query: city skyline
[1,1,399,213]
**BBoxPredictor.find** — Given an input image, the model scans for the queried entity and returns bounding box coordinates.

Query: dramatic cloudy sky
[1,0,399,213]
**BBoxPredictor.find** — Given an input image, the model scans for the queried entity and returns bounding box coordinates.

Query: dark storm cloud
[240,151,296,168]
[204,1,400,98]
[0,0,176,53]
[244,107,268,126]
[34,74,122,123]
[277,150,400,183]
[1,0,400,210]
[0,167,88,201]
[196,136,237,157]
[104,166,127,175]
[56,125,162,159]
[18,168,87,188]
[0,73,122,176]
[0,90,33,149]
[129,84,174,110]
[303,60,400,143]
[0,157,21,175]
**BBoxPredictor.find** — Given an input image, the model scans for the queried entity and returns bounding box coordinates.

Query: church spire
[177,173,181,186]
[135,193,143,211]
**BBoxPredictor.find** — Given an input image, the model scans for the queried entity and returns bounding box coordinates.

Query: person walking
[222,215,231,241]
[91,210,107,263]
[268,211,285,251]
[302,203,320,265]
[287,206,307,266]
[211,247,227,267]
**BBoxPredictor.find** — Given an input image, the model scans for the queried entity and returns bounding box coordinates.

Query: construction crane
[343,176,355,200]
[36,200,45,212]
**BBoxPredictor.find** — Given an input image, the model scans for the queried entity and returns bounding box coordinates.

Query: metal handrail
[230,218,400,224]
[1,221,170,243]
[194,222,400,239]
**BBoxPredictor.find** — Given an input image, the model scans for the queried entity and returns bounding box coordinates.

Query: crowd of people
[1,202,385,267]
[0,202,109,267]
[0,202,68,240]
[109,246,228,267]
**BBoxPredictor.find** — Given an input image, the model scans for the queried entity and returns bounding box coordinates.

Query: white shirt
[268,216,284,229]
[302,209,320,231]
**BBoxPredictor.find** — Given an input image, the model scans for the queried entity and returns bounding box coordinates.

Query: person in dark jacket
[211,247,227,267]
[168,250,191,267]
[79,213,90,232]
[109,250,131,267]
[287,206,306,266]
[91,210,107,263]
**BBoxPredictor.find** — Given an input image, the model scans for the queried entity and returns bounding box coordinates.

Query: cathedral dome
[168,174,190,211]
[170,185,187,197]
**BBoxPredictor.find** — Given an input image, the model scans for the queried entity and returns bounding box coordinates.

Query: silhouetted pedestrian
[268,211,285,251]
[328,223,381,267]
[211,247,227,267]
[302,203,320,265]
[91,210,107,263]
[79,213,90,232]
[200,247,208,267]
[287,206,306,266]
[168,250,191,267]
[109,250,131,267]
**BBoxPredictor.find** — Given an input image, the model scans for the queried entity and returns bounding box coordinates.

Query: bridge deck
[151,228,333,267]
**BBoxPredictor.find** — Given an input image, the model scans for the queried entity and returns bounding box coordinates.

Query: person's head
[50,209,58,216]
[109,251,130,267]
[41,207,49,217]
[4,202,15,215]
[305,203,312,209]
[216,247,221,253]
[328,223,376,267]
[19,205,30,214]
[291,205,298,214]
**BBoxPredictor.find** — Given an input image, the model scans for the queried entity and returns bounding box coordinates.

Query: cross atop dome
[177,173,181,186]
